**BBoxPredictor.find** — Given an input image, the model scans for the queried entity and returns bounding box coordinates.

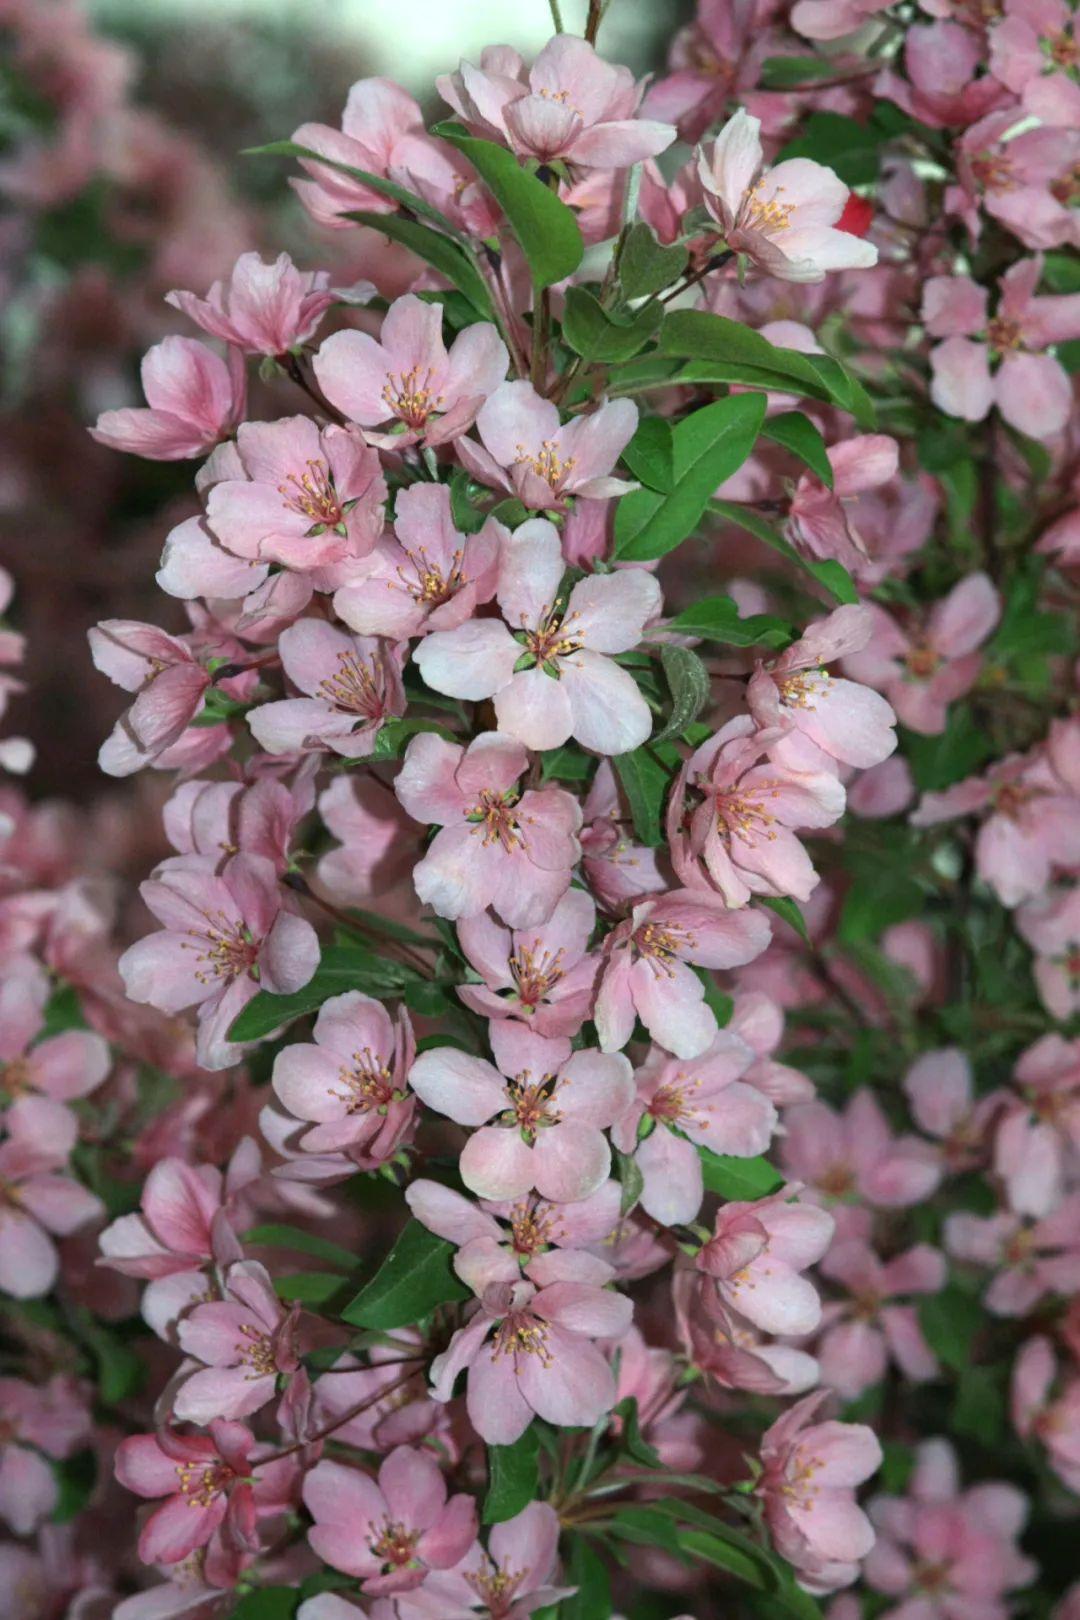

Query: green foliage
[698,1147,784,1200]
[760,411,834,486]
[343,210,493,317]
[228,942,413,1042]
[618,222,688,299]
[230,1588,301,1620]
[918,1283,984,1372]
[666,595,792,649]
[622,417,674,493]
[612,741,682,846]
[483,1425,540,1523]
[241,1223,359,1273]
[652,644,711,744]
[758,895,812,945]
[709,498,859,604]
[341,1219,468,1330]
[562,286,663,362]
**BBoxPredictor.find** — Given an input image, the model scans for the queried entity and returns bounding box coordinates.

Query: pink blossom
[409,1022,631,1203]
[781,1091,943,1208]
[437,36,675,170]
[247,619,406,759]
[951,113,1080,253]
[945,1193,1080,1315]
[1016,884,1080,1018]
[457,887,600,1037]
[923,260,1080,440]
[90,336,246,460]
[456,382,639,508]
[670,716,846,906]
[333,483,503,640]
[611,1033,777,1225]
[303,1448,476,1595]
[395,1500,572,1620]
[0,1097,103,1298]
[994,1034,1080,1217]
[989,0,1080,126]
[313,294,508,449]
[842,576,1000,735]
[595,888,771,1058]
[0,971,109,1136]
[415,519,660,755]
[173,1259,300,1423]
[787,437,900,569]
[88,620,213,777]
[728,990,816,1107]
[816,1241,946,1399]
[876,23,1011,129]
[289,78,425,228]
[166,252,337,356]
[0,1376,90,1535]
[205,417,386,572]
[580,759,669,914]
[757,1391,882,1593]
[902,1047,1003,1172]
[118,854,319,1070]
[791,0,893,40]
[394,731,581,928]
[161,769,316,875]
[697,1186,835,1337]
[696,109,877,283]
[98,1150,251,1281]
[271,989,415,1160]
[1011,1337,1080,1491]
[642,0,778,143]
[315,773,421,906]
[675,1270,821,1397]
[406,1175,621,1276]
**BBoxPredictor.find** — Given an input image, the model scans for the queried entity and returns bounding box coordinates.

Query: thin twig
[257,1362,423,1463]
[547,0,564,29]
[283,354,348,426]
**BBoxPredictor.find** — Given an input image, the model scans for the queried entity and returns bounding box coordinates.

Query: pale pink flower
[303,1448,476,1595]
[156,512,270,606]
[642,0,779,143]
[0,971,109,1136]
[1016,884,1080,1019]
[951,112,1080,253]
[174,1260,300,1423]
[98,1151,251,1281]
[787,437,900,569]
[396,1500,572,1620]
[675,1270,821,1397]
[315,773,421,905]
[728,990,816,1107]
[842,576,1000,736]
[816,1241,946,1399]
[781,1091,943,1208]
[923,260,1080,440]
[289,78,425,228]
[1011,1337,1080,1491]
[696,109,878,283]
[406,1176,621,1276]
[314,294,508,449]
[994,1034,1080,1217]
[90,336,246,460]
[791,0,892,40]
[427,1243,632,1443]
[457,887,600,1037]
[333,483,503,640]
[595,888,771,1058]
[0,1098,103,1298]
[757,1391,882,1593]
[876,23,1011,129]
[409,1022,631,1203]
[945,1193,1080,1315]
[166,252,337,355]
[580,759,669,914]
[456,382,639,508]
[246,619,406,760]
[394,731,581,928]
[205,417,386,572]
[415,518,660,755]
[309,1338,443,1455]
[0,1376,90,1535]
[271,989,415,1160]
[864,1438,1036,1620]
[902,1047,1003,1172]
[162,770,316,875]
[989,0,1080,126]
[697,1186,835,1337]
[670,716,846,907]
[611,1034,777,1225]
[118,854,319,1070]
[437,36,674,170]
[88,620,213,777]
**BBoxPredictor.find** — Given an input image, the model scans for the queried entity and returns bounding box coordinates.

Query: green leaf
[432,122,584,288]
[918,1284,983,1372]
[612,741,680,847]
[562,1536,612,1620]
[902,710,994,793]
[699,1147,784,1201]
[676,1525,773,1589]
[952,1364,1005,1445]
[618,222,688,299]
[341,1218,469,1330]
[615,1147,645,1217]
[608,1504,687,1556]
[761,411,833,486]
[241,1223,358,1273]
[342,210,492,318]
[483,1425,539,1523]
[759,55,840,88]
[667,594,792,649]
[274,1272,354,1306]
[759,895,811,944]
[228,943,411,1042]
[614,394,767,562]
[51,1450,97,1524]
[621,416,674,493]
[709,499,858,604]
[562,286,662,362]
[775,110,886,186]
[653,644,711,744]
[244,140,457,229]
[367,717,457,762]
[230,1588,301,1620]
[39,983,86,1035]
[613,1395,661,1467]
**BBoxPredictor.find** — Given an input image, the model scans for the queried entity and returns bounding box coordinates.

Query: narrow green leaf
[708,499,857,604]
[228,944,411,1042]
[618,222,688,299]
[244,140,458,229]
[562,285,662,362]
[367,717,457,762]
[241,1223,358,1273]
[432,122,584,288]
[758,895,811,944]
[562,1537,612,1620]
[615,1148,645,1217]
[608,1504,687,1556]
[612,742,680,847]
[613,1395,661,1467]
[667,594,792,649]
[698,1147,784,1201]
[761,411,833,486]
[653,643,711,744]
[483,1425,539,1523]
[621,415,674,493]
[230,1587,301,1620]
[274,1272,354,1306]
[342,210,492,317]
[675,1526,772,1588]
[918,1284,983,1372]
[341,1219,468,1331]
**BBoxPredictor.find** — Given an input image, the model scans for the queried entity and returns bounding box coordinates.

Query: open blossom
[391,1501,573,1620]
[415,518,661,755]
[174,1260,300,1423]
[595,889,771,1059]
[988,0,1080,126]
[1012,1337,1080,1492]
[118,854,319,1070]
[815,1241,946,1399]
[456,383,639,508]
[1017,884,1080,1019]
[876,22,1010,128]
[676,1271,821,1398]
[90,336,246,460]
[437,35,675,169]
[303,1449,476,1596]
[88,620,213,777]
[670,716,846,907]
[729,990,816,1107]
[642,0,777,143]
[0,1376,90,1536]
[781,1091,942,1209]
[333,483,503,640]
[0,1098,104,1298]
[842,576,1000,736]
[409,1022,632,1203]
[204,417,386,572]
[272,990,415,1160]
[697,1187,835,1337]
[98,1150,252,1281]
[923,261,1080,440]
[994,1034,1080,1217]
[289,76,424,226]
[902,1047,1003,1172]
[945,1192,1080,1315]
[394,731,580,928]
[313,294,508,448]
[247,619,406,760]
[457,887,600,1037]
[611,1034,778,1226]
[406,1176,621,1275]
[757,1391,882,1593]
[0,972,109,1134]
[696,109,878,283]
[787,437,900,570]
[166,251,338,355]
[580,759,669,913]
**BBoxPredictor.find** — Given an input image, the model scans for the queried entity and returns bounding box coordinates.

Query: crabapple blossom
[580,759,669,913]
[1016,885,1080,1019]
[0,1376,90,1535]
[174,1260,301,1423]
[1012,1337,1080,1492]
[90,335,246,459]
[0,1097,103,1298]
[0,972,109,1133]
[945,1192,1080,1315]
[456,887,600,1037]
[781,1091,943,1210]
[994,1034,1080,1217]
[815,1241,946,1399]
[288,77,425,227]
[88,620,214,777]
[787,437,900,570]
[988,0,1080,126]
[247,619,406,759]
[391,1501,573,1620]
[415,518,661,754]
[456,383,639,508]
[406,1176,622,1276]
[697,1186,835,1337]
[166,251,338,355]
[902,1047,1003,1172]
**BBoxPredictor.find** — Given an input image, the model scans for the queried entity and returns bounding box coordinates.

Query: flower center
[464,1561,527,1617]
[633,920,694,973]
[713,786,779,846]
[987,315,1023,352]
[993,780,1035,820]
[510,943,565,1007]
[503,1069,562,1137]
[318,650,385,718]
[1049,27,1080,68]
[970,150,1014,192]
[649,1074,705,1130]
[522,608,583,670]
[1051,163,1080,204]
[331,1047,397,1114]
[382,366,444,430]
[236,1322,278,1377]
[904,642,941,679]
[778,670,826,709]
[783,1450,823,1509]
[175,1459,234,1508]
[396,545,465,606]
[509,1198,556,1259]
[182,912,259,986]
[514,438,576,494]
[491,1309,553,1367]
[818,1162,854,1198]
[465,790,524,852]
[370,1517,421,1571]
[278,460,344,531]
[0,1057,32,1100]
[743,180,794,235]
